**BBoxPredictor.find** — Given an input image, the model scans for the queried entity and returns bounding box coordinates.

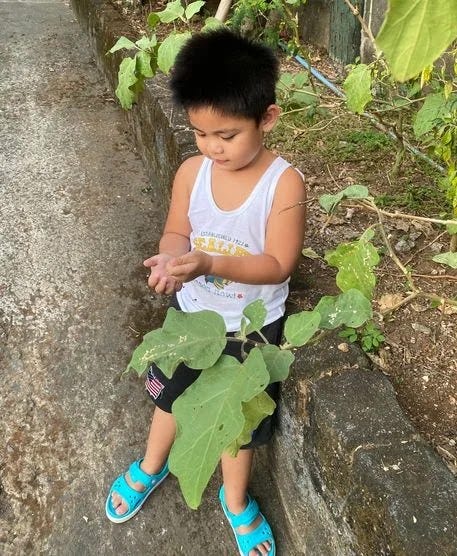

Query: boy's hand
[144,254,183,295]
[166,250,212,283]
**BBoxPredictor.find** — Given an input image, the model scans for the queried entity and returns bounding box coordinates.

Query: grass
[375,183,450,216]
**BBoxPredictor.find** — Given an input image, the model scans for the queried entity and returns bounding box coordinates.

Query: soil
[107,1,457,474]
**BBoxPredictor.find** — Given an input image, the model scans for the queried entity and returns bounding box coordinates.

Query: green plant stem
[280,341,293,350]
[354,200,457,227]
[418,292,457,307]
[226,337,261,348]
[411,273,457,281]
[450,234,457,252]
[230,329,270,345]
[380,291,419,315]
[370,203,457,316]
[256,329,270,344]
[372,202,417,291]
[391,113,405,176]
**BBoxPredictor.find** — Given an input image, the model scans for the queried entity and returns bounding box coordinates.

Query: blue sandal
[105,459,169,523]
[219,485,276,556]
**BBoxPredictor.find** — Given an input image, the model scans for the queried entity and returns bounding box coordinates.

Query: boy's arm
[145,156,201,294]
[167,167,306,285]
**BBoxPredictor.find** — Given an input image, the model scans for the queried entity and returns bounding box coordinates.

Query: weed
[339,321,385,353]
[375,183,450,215]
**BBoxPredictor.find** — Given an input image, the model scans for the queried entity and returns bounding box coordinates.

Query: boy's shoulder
[276,156,305,187]
[174,154,205,192]
[177,154,205,176]
[272,157,307,205]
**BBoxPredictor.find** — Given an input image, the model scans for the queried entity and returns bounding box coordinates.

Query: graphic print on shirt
[192,231,250,298]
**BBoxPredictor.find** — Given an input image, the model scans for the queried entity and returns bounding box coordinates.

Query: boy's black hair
[170,28,279,124]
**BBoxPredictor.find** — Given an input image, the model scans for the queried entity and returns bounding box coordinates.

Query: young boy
[105,28,306,556]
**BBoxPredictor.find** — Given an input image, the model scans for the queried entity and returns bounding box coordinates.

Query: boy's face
[188,107,276,171]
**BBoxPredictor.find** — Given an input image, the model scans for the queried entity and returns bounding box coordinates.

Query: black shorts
[145,296,284,449]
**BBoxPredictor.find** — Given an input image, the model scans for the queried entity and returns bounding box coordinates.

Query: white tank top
[176,155,292,332]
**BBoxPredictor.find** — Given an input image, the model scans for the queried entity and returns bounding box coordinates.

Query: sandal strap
[219,487,275,555]
[237,516,274,555]
[129,460,154,487]
[109,473,145,513]
[229,496,260,528]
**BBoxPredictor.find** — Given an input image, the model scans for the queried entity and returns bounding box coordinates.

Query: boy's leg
[110,407,175,516]
[221,450,272,556]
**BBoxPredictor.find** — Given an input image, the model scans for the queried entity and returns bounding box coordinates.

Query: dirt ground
[274,120,457,475]
[107,1,457,475]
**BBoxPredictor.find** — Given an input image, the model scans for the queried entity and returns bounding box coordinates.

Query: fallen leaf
[394,220,410,232]
[439,304,457,315]
[411,323,431,335]
[378,293,404,312]
[410,219,434,235]
[301,247,321,260]
[410,302,429,313]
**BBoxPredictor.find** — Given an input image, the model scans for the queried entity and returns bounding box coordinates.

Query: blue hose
[293,52,345,98]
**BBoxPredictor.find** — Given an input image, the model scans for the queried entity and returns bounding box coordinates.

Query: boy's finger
[143,256,156,267]
[154,276,168,294]
[148,273,159,289]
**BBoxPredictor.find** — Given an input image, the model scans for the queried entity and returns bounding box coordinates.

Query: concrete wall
[71,1,457,553]
[298,0,388,64]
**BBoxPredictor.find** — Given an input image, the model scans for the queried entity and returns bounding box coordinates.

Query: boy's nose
[210,141,224,155]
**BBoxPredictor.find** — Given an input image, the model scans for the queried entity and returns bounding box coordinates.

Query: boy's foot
[105,459,169,523]
[219,486,276,556]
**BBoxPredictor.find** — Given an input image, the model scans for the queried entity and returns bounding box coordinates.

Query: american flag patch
[145,369,165,399]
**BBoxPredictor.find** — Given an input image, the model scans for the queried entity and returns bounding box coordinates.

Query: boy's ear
[261,104,281,132]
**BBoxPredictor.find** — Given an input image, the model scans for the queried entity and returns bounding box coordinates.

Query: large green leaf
[343,64,373,114]
[225,391,276,456]
[259,344,295,383]
[107,36,136,54]
[243,299,267,335]
[156,0,185,23]
[376,0,457,82]
[319,185,369,213]
[157,32,191,74]
[432,252,457,268]
[135,35,157,51]
[315,290,373,329]
[325,238,379,299]
[115,57,138,109]
[201,16,223,31]
[169,349,270,508]
[319,192,344,214]
[127,308,226,377]
[343,184,370,199]
[185,0,205,20]
[136,51,154,78]
[147,12,160,28]
[284,310,321,347]
[413,93,447,137]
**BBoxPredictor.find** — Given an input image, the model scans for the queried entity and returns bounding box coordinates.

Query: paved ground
[0,1,294,554]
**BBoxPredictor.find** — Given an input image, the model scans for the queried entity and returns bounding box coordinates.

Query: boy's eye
[194,131,205,137]
[220,135,235,141]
